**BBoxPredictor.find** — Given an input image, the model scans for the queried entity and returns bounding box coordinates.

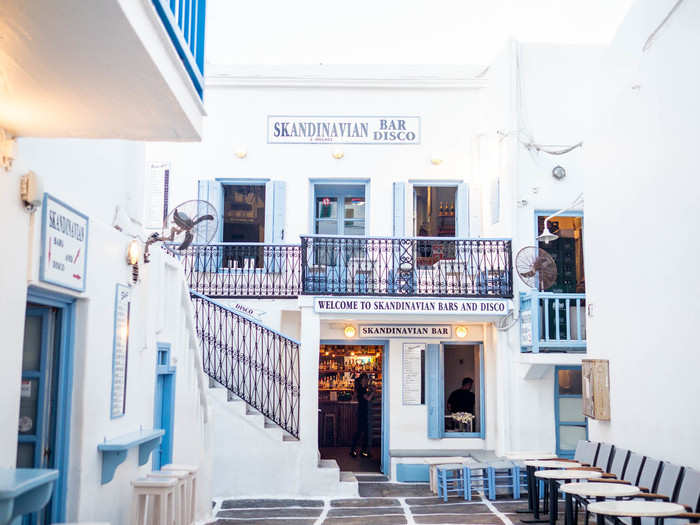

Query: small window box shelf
[97,429,165,484]
[0,468,59,525]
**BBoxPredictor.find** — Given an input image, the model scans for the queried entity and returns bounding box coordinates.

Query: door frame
[318,339,389,476]
[554,365,587,458]
[153,342,176,470]
[25,286,77,523]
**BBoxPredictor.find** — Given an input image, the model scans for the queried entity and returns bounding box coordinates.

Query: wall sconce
[430,156,443,166]
[19,171,43,212]
[234,147,247,159]
[126,239,141,285]
[332,149,344,160]
[455,326,468,339]
[344,325,357,338]
[1,128,16,172]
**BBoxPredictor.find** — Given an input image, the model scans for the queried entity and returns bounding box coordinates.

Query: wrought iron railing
[300,235,513,298]
[190,291,300,438]
[152,0,206,98]
[179,243,302,298]
[520,291,587,353]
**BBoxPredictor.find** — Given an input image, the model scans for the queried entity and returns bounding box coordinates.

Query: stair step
[319,459,339,470]
[339,471,357,483]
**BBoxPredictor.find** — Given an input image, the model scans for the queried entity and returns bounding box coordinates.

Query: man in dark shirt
[447,377,475,414]
[351,373,375,457]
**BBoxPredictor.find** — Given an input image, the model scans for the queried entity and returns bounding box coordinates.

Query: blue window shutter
[272,181,286,243]
[426,344,442,439]
[393,182,406,236]
[457,182,470,237]
[490,178,500,225]
[264,181,274,243]
[197,180,223,244]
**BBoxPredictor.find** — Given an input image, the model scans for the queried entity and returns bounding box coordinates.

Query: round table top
[587,501,685,518]
[525,460,582,469]
[535,469,603,480]
[560,482,641,498]
[505,452,558,460]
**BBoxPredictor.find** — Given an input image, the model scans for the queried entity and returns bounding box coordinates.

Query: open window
[537,214,584,293]
[414,186,456,238]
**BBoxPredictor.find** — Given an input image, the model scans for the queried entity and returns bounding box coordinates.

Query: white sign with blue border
[40,193,89,292]
[267,116,421,144]
[111,284,131,418]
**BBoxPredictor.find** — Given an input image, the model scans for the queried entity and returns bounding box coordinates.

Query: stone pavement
[208,474,572,525]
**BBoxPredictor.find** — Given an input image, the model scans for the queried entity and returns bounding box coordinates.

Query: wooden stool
[162,464,199,525]
[437,464,467,502]
[322,413,336,447]
[131,477,177,525]
[149,470,189,525]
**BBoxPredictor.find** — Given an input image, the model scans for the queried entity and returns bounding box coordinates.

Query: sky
[205,0,635,66]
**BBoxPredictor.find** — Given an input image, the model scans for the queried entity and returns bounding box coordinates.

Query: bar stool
[437,464,467,502]
[131,477,177,525]
[149,470,189,525]
[465,462,492,501]
[487,460,519,499]
[162,464,199,525]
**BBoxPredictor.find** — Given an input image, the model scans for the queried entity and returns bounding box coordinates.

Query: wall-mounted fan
[515,246,557,291]
[144,200,218,262]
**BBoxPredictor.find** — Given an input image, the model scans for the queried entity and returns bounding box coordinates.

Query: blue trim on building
[440,342,485,439]
[396,464,430,482]
[554,365,587,458]
[153,342,176,470]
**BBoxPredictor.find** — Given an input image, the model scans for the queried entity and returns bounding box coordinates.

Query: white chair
[131,477,177,525]
[162,464,199,525]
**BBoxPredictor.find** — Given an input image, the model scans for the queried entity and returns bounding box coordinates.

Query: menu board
[145,162,170,229]
[402,343,424,405]
[110,284,131,418]
[520,310,532,346]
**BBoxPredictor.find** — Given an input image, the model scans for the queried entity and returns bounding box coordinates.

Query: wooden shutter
[426,344,443,439]
[457,182,470,237]
[393,182,406,236]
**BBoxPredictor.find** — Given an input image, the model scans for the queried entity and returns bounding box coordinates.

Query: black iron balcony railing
[300,235,513,298]
[190,291,300,438]
[179,243,302,298]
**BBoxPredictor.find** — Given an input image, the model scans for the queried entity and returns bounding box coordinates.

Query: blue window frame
[153,343,176,470]
[309,179,370,236]
[554,365,587,458]
[426,343,485,439]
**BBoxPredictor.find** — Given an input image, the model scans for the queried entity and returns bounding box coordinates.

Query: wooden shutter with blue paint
[457,182,470,237]
[393,182,406,236]
[426,344,443,439]
[196,180,223,271]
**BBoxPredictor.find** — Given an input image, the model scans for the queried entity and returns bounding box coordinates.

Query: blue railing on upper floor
[520,291,586,353]
[152,0,206,99]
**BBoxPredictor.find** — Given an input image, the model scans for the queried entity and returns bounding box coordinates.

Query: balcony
[520,291,586,353]
[0,0,206,140]
[179,237,513,299]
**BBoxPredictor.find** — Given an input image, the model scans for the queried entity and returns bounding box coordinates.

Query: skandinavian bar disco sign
[267,116,420,144]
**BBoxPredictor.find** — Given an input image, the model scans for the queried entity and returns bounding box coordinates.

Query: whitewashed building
[147,39,595,497]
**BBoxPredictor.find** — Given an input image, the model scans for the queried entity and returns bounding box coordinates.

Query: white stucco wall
[0,138,211,524]
[584,0,700,469]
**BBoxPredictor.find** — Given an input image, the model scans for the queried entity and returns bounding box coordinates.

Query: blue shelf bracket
[98,429,164,485]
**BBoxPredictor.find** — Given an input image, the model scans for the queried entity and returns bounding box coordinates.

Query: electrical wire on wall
[643,0,686,52]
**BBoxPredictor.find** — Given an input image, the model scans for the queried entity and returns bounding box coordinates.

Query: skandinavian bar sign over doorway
[359,324,452,338]
[267,116,420,144]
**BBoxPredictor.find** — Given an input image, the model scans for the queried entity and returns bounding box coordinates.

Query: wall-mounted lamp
[344,325,357,338]
[1,128,16,172]
[552,165,566,180]
[19,171,43,212]
[332,149,344,160]
[126,239,141,284]
[234,147,247,159]
[455,326,468,339]
[430,156,443,166]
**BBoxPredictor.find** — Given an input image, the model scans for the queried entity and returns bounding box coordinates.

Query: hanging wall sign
[267,116,421,144]
[110,284,131,419]
[40,194,89,292]
[403,343,424,405]
[359,324,452,338]
[314,297,511,315]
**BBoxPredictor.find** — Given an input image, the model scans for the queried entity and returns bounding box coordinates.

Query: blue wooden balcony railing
[520,291,586,353]
[152,0,206,98]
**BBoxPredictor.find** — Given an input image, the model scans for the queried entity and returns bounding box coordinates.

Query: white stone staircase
[207,381,358,498]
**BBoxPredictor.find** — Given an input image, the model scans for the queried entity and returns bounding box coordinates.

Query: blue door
[153,344,176,470]
[554,366,588,458]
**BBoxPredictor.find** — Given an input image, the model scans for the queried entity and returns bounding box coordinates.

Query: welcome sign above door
[267,116,420,144]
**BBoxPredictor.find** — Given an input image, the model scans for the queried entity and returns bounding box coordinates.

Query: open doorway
[318,344,383,473]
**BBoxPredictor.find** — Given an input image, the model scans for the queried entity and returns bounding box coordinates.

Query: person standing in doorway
[350,373,375,458]
[447,377,475,414]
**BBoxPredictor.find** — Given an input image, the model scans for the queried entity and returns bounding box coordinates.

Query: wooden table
[561,482,641,525]
[587,500,686,525]
[520,462,582,523]
[534,470,603,525]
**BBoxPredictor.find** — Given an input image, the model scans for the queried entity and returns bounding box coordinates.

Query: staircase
[189,291,358,497]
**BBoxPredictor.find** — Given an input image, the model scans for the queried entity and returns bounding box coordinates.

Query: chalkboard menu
[110,284,131,418]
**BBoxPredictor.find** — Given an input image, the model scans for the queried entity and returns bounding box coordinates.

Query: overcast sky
[205,0,635,66]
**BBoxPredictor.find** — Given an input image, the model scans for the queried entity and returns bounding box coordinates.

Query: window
[414,186,457,237]
[555,366,587,458]
[314,184,366,236]
[223,184,266,243]
[443,345,481,434]
[537,214,584,293]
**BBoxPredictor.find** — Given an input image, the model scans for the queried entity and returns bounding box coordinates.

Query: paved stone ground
[209,475,575,525]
